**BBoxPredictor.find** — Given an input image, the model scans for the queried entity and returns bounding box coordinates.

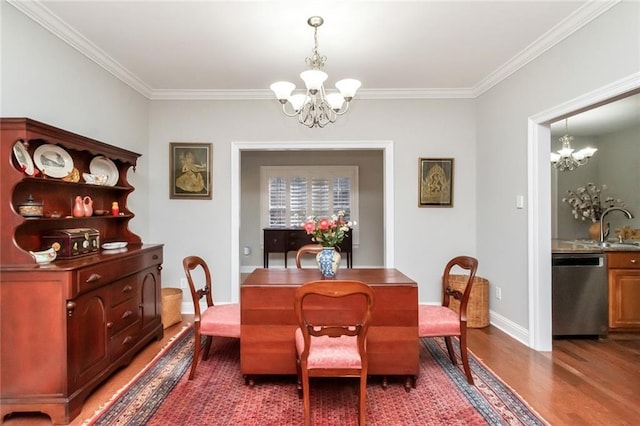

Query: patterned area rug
[85,326,547,425]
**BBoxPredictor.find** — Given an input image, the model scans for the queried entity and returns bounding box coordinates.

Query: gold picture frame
[418,158,453,207]
[170,142,213,200]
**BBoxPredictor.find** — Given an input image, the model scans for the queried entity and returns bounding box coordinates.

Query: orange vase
[588,222,602,241]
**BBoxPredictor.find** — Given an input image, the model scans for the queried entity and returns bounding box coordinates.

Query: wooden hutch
[0,118,164,424]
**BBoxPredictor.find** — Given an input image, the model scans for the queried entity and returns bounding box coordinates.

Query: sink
[570,240,640,250]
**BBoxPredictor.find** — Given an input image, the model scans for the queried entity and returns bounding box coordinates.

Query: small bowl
[29,247,57,265]
[93,209,108,216]
[83,173,108,185]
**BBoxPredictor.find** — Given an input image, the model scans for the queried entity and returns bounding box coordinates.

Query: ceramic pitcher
[73,196,85,217]
[83,196,93,217]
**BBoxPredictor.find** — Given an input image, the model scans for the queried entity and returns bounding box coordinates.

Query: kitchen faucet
[599,206,634,242]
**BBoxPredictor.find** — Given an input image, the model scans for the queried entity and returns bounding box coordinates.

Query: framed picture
[170,143,213,200]
[418,158,454,207]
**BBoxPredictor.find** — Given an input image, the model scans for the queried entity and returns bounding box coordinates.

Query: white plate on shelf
[33,144,74,178]
[102,242,128,250]
[90,156,119,186]
[12,140,35,176]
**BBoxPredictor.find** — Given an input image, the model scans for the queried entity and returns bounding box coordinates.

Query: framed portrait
[418,158,454,207]
[170,143,213,200]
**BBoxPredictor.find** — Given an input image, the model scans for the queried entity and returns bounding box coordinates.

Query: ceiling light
[550,119,597,171]
[270,16,361,128]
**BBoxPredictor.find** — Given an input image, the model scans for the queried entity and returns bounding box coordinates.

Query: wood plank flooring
[3,320,639,425]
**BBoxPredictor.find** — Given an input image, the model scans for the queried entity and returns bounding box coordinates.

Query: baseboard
[489,309,530,346]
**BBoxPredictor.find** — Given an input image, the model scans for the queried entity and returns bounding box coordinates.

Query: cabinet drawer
[110,322,141,361]
[111,276,137,306]
[110,298,140,334]
[607,252,640,269]
[76,249,163,294]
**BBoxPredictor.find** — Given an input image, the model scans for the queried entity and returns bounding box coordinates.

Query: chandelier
[270,16,361,128]
[550,119,597,171]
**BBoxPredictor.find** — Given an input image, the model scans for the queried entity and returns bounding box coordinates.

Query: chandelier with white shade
[550,119,597,171]
[270,16,361,128]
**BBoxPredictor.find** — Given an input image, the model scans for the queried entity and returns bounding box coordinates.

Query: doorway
[528,74,640,350]
[230,140,395,303]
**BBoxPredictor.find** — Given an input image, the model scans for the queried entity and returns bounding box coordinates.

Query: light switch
[516,195,524,209]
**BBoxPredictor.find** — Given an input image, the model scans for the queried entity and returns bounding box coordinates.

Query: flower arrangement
[302,211,355,247]
[562,183,626,222]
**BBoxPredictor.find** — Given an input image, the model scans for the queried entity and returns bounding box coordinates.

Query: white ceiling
[8,0,638,135]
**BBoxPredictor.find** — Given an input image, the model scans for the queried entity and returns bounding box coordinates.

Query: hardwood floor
[3,320,639,425]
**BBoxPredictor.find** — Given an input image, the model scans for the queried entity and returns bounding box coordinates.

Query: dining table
[240,268,419,389]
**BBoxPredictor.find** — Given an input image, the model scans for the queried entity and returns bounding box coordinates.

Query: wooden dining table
[240,268,419,388]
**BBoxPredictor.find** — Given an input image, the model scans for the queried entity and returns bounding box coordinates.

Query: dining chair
[294,280,375,426]
[182,255,241,380]
[417,255,479,386]
[295,244,323,268]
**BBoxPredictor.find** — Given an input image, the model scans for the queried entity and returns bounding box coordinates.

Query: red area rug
[85,326,547,425]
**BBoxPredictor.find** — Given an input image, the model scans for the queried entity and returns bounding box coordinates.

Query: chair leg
[381,376,388,390]
[444,336,457,365]
[302,369,311,426]
[359,372,367,425]
[188,328,201,380]
[459,332,474,385]
[296,356,303,398]
[201,335,213,360]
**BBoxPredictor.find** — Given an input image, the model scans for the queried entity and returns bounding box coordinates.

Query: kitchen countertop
[552,239,640,254]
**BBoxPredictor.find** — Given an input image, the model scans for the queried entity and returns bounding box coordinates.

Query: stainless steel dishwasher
[552,252,608,337]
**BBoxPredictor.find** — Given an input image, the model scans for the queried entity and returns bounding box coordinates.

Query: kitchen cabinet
[606,252,640,330]
[0,118,163,424]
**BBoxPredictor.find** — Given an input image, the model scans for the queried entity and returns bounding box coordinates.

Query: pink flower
[303,221,316,233]
[318,218,331,230]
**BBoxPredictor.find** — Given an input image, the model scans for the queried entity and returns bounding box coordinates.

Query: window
[261,166,359,241]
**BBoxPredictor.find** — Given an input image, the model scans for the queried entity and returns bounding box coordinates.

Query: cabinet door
[609,269,640,329]
[68,287,110,389]
[139,266,161,333]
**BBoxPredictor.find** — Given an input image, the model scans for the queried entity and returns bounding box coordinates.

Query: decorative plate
[90,156,119,186]
[33,144,74,178]
[102,242,128,250]
[12,140,35,176]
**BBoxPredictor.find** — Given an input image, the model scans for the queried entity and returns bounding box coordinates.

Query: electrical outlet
[180,278,188,289]
[495,286,502,300]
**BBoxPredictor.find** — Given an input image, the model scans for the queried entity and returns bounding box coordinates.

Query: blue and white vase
[316,247,341,279]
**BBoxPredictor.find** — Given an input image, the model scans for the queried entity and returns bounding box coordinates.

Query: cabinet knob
[122,285,133,293]
[121,310,133,319]
[122,336,133,345]
[631,259,637,264]
[66,301,76,317]
[106,321,113,329]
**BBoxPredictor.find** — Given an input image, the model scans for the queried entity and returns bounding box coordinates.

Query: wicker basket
[161,288,183,329]
[447,275,489,328]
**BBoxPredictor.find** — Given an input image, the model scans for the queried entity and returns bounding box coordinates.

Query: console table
[263,228,352,268]
[240,268,418,387]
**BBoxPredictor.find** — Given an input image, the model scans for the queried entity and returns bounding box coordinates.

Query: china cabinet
[0,118,163,424]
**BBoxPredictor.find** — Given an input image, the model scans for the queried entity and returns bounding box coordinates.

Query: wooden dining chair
[294,280,375,426]
[182,256,241,380]
[417,255,479,386]
[295,244,323,268]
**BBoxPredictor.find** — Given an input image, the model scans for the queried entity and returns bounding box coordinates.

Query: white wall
[148,99,477,304]
[476,1,639,343]
[0,3,152,240]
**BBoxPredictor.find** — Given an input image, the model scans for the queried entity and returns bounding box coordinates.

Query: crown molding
[472,0,620,97]
[10,0,618,101]
[7,0,153,98]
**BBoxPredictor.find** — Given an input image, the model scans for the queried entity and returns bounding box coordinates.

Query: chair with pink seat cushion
[294,280,375,426]
[417,255,478,386]
[183,256,240,380]
[295,244,323,268]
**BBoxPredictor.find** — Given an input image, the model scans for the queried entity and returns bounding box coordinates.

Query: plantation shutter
[261,166,358,242]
